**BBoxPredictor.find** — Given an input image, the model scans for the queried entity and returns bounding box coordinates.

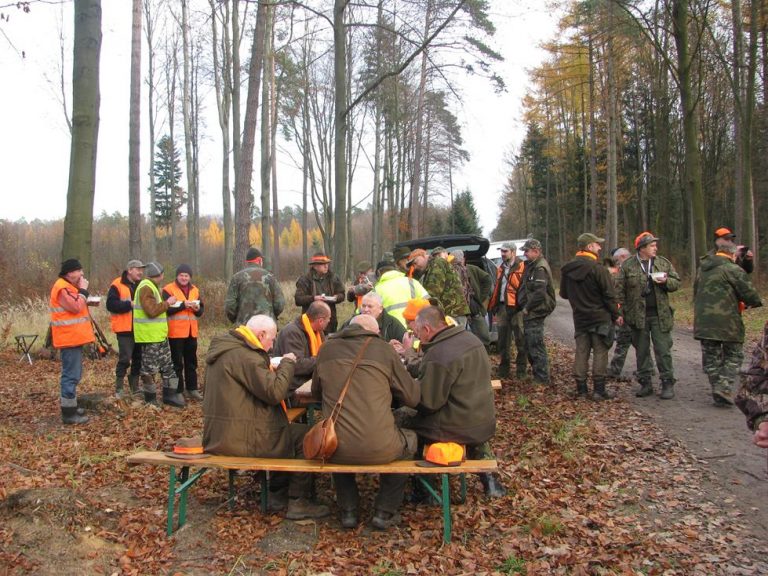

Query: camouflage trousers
[608,323,632,376]
[523,316,549,384]
[700,339,743,398]
[497,306,527,376]
[139,340,178,392]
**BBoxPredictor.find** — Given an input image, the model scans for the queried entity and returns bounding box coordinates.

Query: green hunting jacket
[224,265,285,325]
[693,253,762,343]
[421,256,470,318]
[517,257,556,320]
[616,255,680,332]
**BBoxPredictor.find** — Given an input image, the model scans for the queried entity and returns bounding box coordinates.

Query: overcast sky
[0,1,557,238]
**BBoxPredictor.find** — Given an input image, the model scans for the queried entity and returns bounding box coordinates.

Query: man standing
[346,260,374,312]
[694,243,761,406]
[607,248,632,379]
[488,242,526,378]
[134,262,185,408]
[374,262,429,327]
[409,306,506,497]
[616,232,680,399]
[713,227,754,273]
[517,239,557,385]
[203,315,329,520]
[450,249,492,348]
[163,264,204,401]
[294,253,345,333]
[560,234,621,400]
[225,247,285,325]
[106,259,145,399]
[312,315,420,530]
[49,258,94,425]
[408,247,469,326]
[273,301,331,395]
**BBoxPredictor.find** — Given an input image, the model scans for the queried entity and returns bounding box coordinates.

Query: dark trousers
[631,316,674,383]
[169,337,198,392]
[608,323,632,376]
[115,333,142,379]
[524,316,549,383]
[333,428,417,514]
[497,306,526,374]
[574,332,609,381]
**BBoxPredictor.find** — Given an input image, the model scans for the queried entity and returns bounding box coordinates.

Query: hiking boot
[115,376,125,399]
[162,387,186,408]
[660,380,676,400]
[479,473,507,498]
[285,498,330,520]
[575,380,588,397]
[592,378,615,401]
[713,392,734,407]
[340,509,359,529]
[186,390,204,401]
[61,406,89,425]
[127,374,141,396]
[371,510,401,530]
[635,380,654,397]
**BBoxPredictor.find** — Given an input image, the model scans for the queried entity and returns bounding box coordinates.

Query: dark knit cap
[246,247,263,261]
[59,258,83,277]
[176,264,193,277]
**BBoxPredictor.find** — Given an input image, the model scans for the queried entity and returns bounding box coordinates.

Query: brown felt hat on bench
[165,437,210,460]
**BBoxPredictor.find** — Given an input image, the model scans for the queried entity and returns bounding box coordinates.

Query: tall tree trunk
[128,0,142,258]
[234,1,267,265]
[743,0,759,273]
[62,0,101,273]
[260,2,273,267]
[231,0,243,270]
[605,0,618,248]
[732,0,746,235]
[270,12,281,279]
[333,0,348,268]
[181,0,198,269]
[588,36,598,231]
[144,0,157,260]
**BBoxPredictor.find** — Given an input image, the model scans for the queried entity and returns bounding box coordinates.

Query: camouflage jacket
[421,256,470,318]
[693,253,762,342]
[517,257,556,320]
[224,265,285,325]
[616,255,680,332]
[736,322,768,430]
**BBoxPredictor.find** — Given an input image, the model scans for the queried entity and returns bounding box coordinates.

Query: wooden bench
[126,451,497,543]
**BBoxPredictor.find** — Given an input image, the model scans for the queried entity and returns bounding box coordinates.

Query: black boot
[115,376,125,399]
[127,374,141,396]
[635,379,653,397]
[575,379,588,397]
[660,380,675,400]
[592,378,615,401]
[162,387,186,408]
[479,473,507,498]
[143,391,158,405]
[61,406,89,425]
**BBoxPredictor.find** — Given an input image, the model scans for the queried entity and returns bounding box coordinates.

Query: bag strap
[328,336,373,424]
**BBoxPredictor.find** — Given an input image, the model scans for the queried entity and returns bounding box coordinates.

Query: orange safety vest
[489,260,525,309]
[109,276,134,333]
[163,282,200,338]
[49,278,95,348]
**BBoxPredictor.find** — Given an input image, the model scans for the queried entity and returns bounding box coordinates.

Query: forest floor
[2,311,768,574]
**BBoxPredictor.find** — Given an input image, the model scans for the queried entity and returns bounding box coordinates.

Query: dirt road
[547,297,768,539]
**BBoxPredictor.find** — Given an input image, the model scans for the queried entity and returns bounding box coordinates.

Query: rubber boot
[635,379,654,397]
[61,406,89,425]
[115,376,125,400]
[575,379,588,397]
[143,391,158,405]
[660,379,675,400]
[592,378,615,401]
[142,375,158,405]
[127,374,140,396]
[479,473,507,498]
[162,386,186,408]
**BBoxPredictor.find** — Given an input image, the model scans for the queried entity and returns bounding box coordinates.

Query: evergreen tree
[450,190,482,234]
[152,135,185,230]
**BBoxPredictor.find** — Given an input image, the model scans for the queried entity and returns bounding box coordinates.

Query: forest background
[1,0,767,306]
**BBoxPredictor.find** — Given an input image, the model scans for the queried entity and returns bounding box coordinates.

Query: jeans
[60,346,83,404]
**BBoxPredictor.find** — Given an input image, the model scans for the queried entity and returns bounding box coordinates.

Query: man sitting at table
[341,292,406,343]
[312,314,420,530]
[202,314,329,519]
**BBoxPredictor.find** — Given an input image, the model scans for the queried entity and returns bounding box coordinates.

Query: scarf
[301,314,323,356]
[575,250,598,260]
[235,325,288,415]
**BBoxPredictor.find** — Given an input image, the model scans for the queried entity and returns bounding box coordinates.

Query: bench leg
[228,470,236,511]
[178,467,190,529]
[166,467,178,536]
[440,474,452,544]
[459,473,467,504]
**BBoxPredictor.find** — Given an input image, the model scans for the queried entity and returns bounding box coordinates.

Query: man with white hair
[342,292,406,342]
[203,314,330,520]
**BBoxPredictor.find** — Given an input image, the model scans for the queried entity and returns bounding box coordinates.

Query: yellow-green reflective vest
[133,279,168,343]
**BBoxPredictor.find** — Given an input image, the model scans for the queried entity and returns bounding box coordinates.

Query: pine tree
[152,134,185,231]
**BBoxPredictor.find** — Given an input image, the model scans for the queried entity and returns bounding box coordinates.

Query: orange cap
[309,253,331,265]
[714,227,736,239]
[403,298,431,321]
[406,248,427,265]
[420,442,465,467]
[634,231,659,250]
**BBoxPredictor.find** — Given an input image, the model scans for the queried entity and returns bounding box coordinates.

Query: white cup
[270,357,283,368]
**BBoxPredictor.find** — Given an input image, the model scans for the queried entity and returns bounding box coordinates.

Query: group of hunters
[48,227,768,528]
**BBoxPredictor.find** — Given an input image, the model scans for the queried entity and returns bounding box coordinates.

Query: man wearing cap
[694,242,761,406]
[616,232,681,399]
[517,239,557,384]
[373,261,429,327]
[106,259,146,399]
[134,262,186,408]
[346,260,374,311]
[392,246,411,274]
[49,258,95,425]
[312,314,420,530]
[408,247,470,326]
[488,242,527,378]
[225,247,285,325]
[607,248,633,380]
[451,249,492,348]
[294,252,345,333]
[274,301,331,395]
[560,233,621,400]
[712,227,754,273]
[163,264,204,401]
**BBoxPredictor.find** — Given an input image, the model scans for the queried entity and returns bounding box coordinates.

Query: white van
[488,239,528,266]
